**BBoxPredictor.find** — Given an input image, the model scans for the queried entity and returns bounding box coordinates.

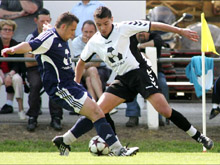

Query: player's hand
[1,48,15,57]
[43,22,53,32]
[180,29,199,42]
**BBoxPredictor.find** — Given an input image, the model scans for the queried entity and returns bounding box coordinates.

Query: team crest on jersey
[62,49,72,69]
[107,47,123,63]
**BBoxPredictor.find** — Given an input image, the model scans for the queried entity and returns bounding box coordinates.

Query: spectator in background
[71,20,112,102]
[125,97,140,127]
[209,76,220,119]
[125,31,169,127]
[0,0,43,42]
[0,19,26,120]
[70,0,104,37]
[25,8,63,132]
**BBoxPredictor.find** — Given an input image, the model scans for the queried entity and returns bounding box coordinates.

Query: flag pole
[202,51,206,152]
[201,13,206,152]
[201,12,219,152]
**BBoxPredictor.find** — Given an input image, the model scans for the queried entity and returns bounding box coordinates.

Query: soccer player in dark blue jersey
[1,12,139,156]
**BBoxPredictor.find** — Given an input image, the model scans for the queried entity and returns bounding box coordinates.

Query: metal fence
[1,57,220,62]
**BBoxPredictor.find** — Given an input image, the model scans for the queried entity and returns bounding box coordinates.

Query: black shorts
[106,67,162,102]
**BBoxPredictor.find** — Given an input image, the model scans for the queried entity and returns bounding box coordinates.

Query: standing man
[57,6,213,152]
[70,0,104,37]
[0,0,43,42]
[25,8,63,132]
[1,12,139,156]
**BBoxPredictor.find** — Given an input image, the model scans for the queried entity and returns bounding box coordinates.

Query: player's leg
[53,96,137,156]
[52,84,138,156]
[98,92,125,114]
[147,93,214,150]
[55,92,122,150]
[63,90,127,142]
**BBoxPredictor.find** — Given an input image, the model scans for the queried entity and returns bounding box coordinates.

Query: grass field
[0,152,220,164]
[0,140,220,164]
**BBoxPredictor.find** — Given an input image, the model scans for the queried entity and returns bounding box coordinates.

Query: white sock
[212,103,219,109]
[6,100,13,106]
[186,125,197,137]
[109,140,123,156]
[63,130,77,145]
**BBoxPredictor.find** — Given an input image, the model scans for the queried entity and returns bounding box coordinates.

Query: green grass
[0,140,220,164]
[0,152,220,164]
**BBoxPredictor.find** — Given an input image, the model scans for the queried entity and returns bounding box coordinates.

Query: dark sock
[70,116,93,138]
[168,109,202,142]
[192,131,201,142]
[105,113,116,135]
[168,109,191,131]
[94,117,117,146]
[69,114,117,139]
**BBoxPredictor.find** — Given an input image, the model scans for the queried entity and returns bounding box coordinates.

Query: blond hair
[0,20,17,31]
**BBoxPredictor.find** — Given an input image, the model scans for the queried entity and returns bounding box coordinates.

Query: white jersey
[80,20,151,75]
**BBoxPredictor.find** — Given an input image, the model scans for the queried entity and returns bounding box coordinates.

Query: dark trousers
[26,66,63,119]
[212,76,220,104]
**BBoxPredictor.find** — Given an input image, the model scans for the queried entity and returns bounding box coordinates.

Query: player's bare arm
[150,22,199,42]
[74,58,86,83]
[1,42,32,57]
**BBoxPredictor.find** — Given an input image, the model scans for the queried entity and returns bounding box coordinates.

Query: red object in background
[0,46,10,73]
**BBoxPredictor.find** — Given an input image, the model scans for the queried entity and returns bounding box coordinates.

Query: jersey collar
[102,24,114,39]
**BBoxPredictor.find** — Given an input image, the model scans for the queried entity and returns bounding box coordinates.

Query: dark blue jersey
[28,28,75,95]
[25,28,39,42]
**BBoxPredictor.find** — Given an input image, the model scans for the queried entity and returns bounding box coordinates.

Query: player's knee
[92,107,105,121]
[160,107,172,118]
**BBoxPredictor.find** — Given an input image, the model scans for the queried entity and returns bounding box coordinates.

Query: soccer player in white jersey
[57,6,214,151]
[1,12,139,156]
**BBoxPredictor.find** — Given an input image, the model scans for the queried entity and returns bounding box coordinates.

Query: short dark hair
[55,12,79,28]
[82,20,97,31]
[94,6,112,19]
[35,8,50,18]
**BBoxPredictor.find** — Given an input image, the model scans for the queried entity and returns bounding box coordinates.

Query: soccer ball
[89,135,110,156]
